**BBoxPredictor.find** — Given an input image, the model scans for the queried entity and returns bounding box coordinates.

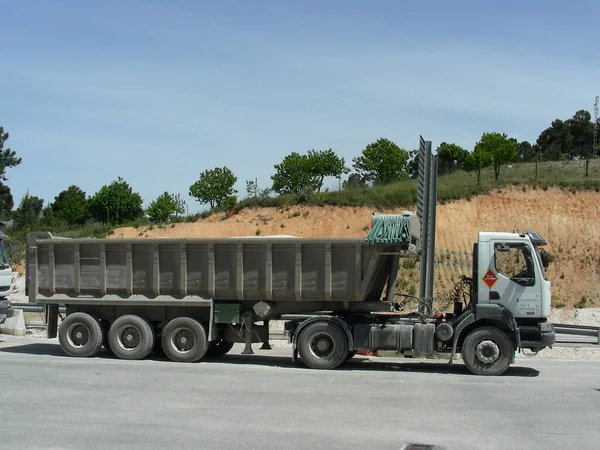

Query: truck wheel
[206,338,235,357]
[108,315,154,360]
[58,312,103,358]
[462,327,513,376]
[161,317,208,363]
[298,321,348,370]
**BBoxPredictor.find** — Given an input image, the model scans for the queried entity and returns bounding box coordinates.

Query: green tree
[88,177,144,225]
[0,127,22,182]
[271,152,317,195]
[0,183,13,220]
[352,138,409,185]
[436,142,468,175]
[172,193,186,218]
[189,166,237,209]
[271,149,348,195]
[146,192,185,223]
[536,119,573,161]
[474,132,518,182]
[13,192,44,232]
[342,173,368,190]
[306,149,348,192]
[567,110,595,176]
[462,149,492,185]
[51,185,89,228]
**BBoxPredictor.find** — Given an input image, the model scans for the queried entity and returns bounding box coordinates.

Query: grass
[230,159,600,213]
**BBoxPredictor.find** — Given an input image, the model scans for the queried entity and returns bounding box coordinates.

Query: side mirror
[540,249,549,269]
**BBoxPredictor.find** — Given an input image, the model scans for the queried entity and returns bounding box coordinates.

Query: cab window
[494,243,535,286]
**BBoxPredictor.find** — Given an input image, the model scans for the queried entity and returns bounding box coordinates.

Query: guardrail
[552,323,600,347]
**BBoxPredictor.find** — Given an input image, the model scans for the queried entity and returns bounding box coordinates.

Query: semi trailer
[22,136,555,376]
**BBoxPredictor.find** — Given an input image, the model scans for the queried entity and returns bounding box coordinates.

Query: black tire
[58,312,103,358]
[462,326,513,376]
[108,315,154,360]
[297,321,349,370]
[161,317,208,363]
[206,338,235,357]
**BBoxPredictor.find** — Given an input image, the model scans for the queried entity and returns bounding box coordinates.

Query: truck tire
[298,321,349,370]
[108,315,154,360]
[462,326,513,376]
[58,312,104,358]
[206,338,235,357]
[161,317,208,363]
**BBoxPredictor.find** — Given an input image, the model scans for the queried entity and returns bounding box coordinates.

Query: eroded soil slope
[113,187,600,307]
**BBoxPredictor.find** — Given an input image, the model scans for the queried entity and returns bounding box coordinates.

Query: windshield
[534,246,547,281]
[0,241,9,269]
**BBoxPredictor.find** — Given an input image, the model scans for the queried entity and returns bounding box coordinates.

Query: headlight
[539,322,553,332]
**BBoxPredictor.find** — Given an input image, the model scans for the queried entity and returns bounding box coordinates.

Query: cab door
[485,241,543,318]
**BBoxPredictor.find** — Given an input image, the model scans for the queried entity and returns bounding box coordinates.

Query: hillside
[112,186,600,309]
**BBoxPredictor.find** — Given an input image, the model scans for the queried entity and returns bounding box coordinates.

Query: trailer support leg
[260,320,272,350]
[241,311,254,355]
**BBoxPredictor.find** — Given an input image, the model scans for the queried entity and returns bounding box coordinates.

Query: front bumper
[518,321,556,348]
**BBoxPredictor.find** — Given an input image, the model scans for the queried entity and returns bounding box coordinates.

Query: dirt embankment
[110,186,600,308]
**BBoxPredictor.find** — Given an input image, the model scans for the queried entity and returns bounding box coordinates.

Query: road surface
[0,336,599,450]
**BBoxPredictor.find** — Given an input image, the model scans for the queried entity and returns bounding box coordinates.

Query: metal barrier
[553,323,600,347]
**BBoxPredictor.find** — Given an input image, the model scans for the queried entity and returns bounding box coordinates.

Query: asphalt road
[0,336,599,450]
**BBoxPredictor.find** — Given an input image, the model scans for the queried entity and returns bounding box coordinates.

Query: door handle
[489,291,500,300]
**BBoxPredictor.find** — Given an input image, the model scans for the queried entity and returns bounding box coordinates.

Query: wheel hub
[119,326,141,349]
[308,333,335,358]
[68,324,90,348]
[475,340,500,364]
[172,328,195,353]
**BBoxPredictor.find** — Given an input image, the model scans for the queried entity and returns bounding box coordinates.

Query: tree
[462,149,492,185]
[88,177,144,225]
[51,185,89,228]
[13,192,44,232]
[515,141,537,162]
[474,132,517,182]
[146,192,185,223]
[0,127,22,182]
[342,173,368,190]
[352,138,409,185]
[189,166,237,209]
[436,142,468,175]
[0,183,13,220]
[567,110,595,176]
[536,119,573,161]
[271,152,316,195]
[172,193,186,217]
[271,149,348,195]
[306,149,348,192]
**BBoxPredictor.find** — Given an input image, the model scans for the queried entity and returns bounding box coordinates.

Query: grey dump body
[27,234,406,311]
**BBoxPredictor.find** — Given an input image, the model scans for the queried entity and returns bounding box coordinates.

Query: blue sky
[2,0,599,213]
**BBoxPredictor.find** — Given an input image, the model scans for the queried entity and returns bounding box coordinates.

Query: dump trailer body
[27,235,408,311]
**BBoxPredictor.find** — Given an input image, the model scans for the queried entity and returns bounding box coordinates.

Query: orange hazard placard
[483,269,497,288]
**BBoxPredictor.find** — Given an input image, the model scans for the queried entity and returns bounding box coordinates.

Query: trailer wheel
[462,327,513,376]
[108,315,155,360]
[206,338,235,357]
[161,317,208,363]
[58,312,103,358]
[298,321,348,370]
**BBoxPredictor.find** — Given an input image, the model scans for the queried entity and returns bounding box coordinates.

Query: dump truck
[23,137,556,375]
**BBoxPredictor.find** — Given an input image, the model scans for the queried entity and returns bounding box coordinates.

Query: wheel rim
[170,327,196,354]
[475,340,500,364]
[117,325,142,351]
[308,332,336,359]
[67,323,90,348]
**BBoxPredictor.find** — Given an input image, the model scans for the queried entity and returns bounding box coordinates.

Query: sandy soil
[111,186,600,307]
